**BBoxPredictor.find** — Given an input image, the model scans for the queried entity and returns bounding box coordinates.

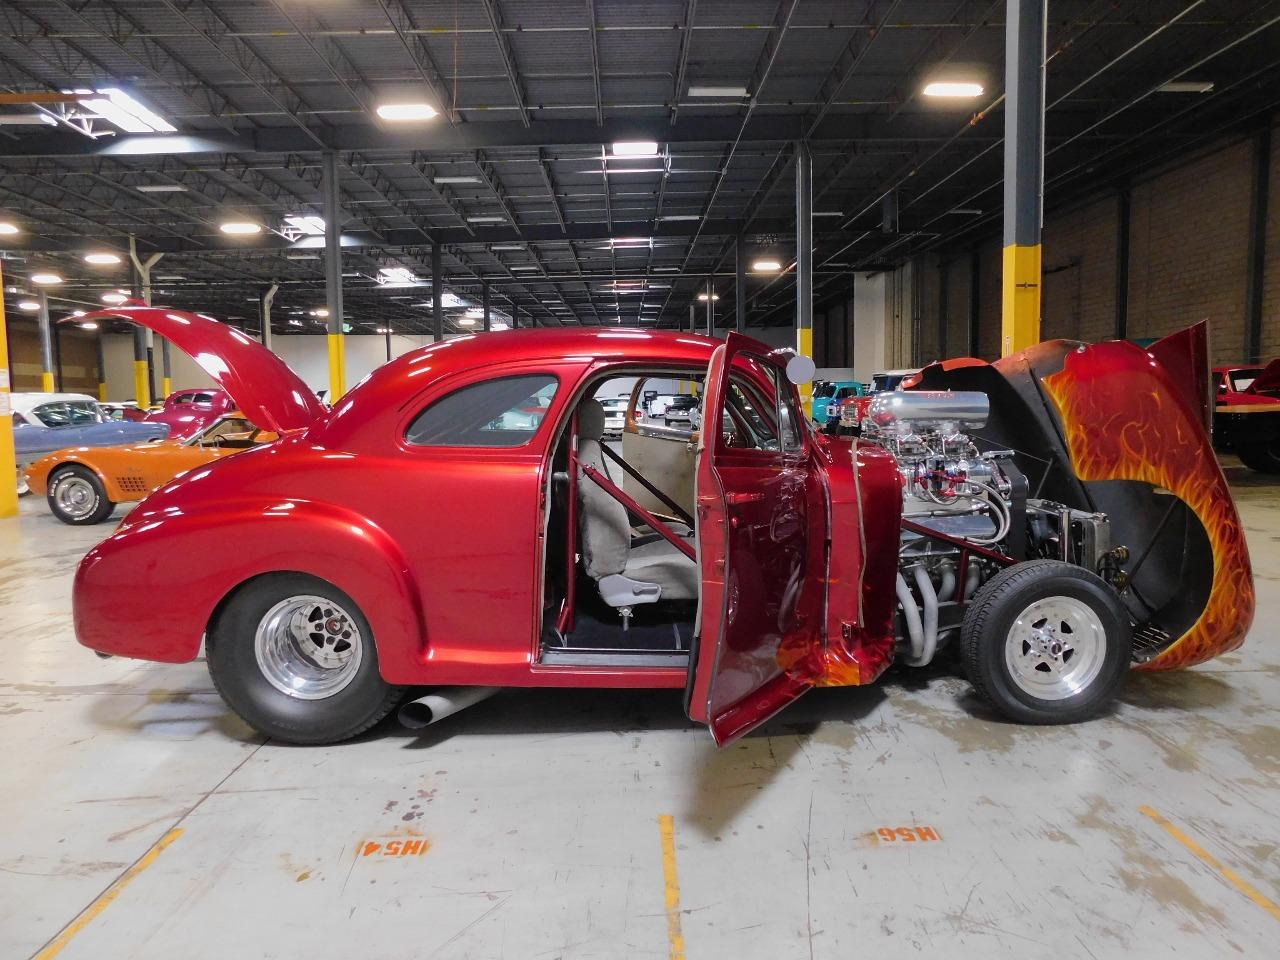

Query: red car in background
[144,387,233,441]
[70,307,1250,747]
[1212,362,1280,472]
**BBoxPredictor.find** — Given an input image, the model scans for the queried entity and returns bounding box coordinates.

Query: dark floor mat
[542,572,695,651]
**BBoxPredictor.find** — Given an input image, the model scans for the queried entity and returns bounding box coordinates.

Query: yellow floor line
[658,814,687,960]
[33,827,185,959]
[1139,806,1280,923]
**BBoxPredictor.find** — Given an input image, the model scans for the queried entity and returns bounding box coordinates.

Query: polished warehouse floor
[2,464,1278,959]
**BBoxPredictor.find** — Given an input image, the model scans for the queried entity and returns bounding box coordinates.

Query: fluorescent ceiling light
[80,321,99,330]
[491,244,524,251]
[467,215,505,223]
[509,265,540,272]
[465,307,484,318]
[78,88,177,133]
[84,252,121,265]
[18,300,39,311]
[31,272,62,284]
[611,141,659,157]
[286,253,320,261]
[0,113,57,126]
[660,214,700,221]
[610,237,652,246]
[687,84,749,98]
[458,316,477,326]
[814,211,843,218]
[698,293,720,302]
[309,308,329,318]
[950,208,984,215]
[220,221,261,235]
[377,266,418,286]
[283,215,325,236]
[435,176,480,184]
[752,259,782,272]
[376,102,439,122]
[652,266,680,271]
[1158,80,1214,93]
[101,292,128,304]
[922,81,984,98]
[604,168,665,175]
[155,275,186,280]
[0,221,19,235]
[136,183,187,193]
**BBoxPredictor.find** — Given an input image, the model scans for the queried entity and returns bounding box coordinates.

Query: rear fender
[74,498,428,683]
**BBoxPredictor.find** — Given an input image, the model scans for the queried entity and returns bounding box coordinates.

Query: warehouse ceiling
[1,0,1278,337]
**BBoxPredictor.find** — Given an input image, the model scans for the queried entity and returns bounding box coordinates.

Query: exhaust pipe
[398,687,499,730]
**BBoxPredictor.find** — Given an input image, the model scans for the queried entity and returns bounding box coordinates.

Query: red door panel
[686,334,826,744]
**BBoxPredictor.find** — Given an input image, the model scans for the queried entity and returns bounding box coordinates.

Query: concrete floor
[2,462,1278,960]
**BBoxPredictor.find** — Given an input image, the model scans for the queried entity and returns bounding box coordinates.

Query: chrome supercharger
[859,391,1116,666]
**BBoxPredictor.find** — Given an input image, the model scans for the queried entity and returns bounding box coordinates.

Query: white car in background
[599,397,626,437]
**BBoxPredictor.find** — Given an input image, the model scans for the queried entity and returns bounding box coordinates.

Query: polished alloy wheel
[53,475,97,519]
[1004,596,1106,701]
[253,595,364,700]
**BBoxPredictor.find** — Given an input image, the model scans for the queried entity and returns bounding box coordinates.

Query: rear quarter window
[406,374,558,447]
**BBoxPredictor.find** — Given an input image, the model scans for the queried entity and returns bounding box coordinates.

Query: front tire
[1235,441,1280,473]
[961,560,1131,724]
[207,573,405,744]
[47,465,115,525]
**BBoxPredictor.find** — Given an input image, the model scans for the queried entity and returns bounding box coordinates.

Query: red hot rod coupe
[73,306,1251,745]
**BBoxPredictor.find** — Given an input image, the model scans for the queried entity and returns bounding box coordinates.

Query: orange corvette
[24,413,277,525]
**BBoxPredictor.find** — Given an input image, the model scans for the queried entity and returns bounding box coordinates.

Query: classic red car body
[1209,361,1280,471]
[144,387,234,441]
[71,307,1250,744]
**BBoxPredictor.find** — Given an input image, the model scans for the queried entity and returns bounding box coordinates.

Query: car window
[67,402,102,425]
[1230,369,1263,391]
[406,374,558,447]
[814,383,834,398]
[33,403,69,427]
[769,368,804,453]
[12,412,28,426]
[724,379,779,451]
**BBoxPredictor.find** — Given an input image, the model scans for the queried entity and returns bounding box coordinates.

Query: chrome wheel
[53,475,98,519]
[253,595,364,700]
[1004,596,1107,701]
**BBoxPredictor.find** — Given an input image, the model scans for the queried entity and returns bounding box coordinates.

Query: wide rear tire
[1235,442,1280,474]
[961,560,1131,724]
[207,573,405,744]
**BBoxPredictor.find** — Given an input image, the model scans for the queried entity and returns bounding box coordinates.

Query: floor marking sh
[658,814,687,960]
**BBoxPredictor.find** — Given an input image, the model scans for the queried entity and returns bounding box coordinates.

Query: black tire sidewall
[1235,442,1280,474]
[963,561,1131,724]
[47,465,114,525]
[207,573,403,744]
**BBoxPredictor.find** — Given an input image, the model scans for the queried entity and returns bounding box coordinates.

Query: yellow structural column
[0,261,18,518]
[1000,243,1042,356]
[796,325,814,413]
[327,332,346,401]
[133,359,151,409]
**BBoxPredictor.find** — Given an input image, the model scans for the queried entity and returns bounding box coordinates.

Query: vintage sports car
[1211,362,1280,472]
[71,306,1250,746]
[25,412,275,525]
[10,393,168,495]
[144,387,233,441]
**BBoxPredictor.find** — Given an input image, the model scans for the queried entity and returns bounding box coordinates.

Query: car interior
[539,368,787,668]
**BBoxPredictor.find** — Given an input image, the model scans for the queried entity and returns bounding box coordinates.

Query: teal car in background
[811,380,865,426]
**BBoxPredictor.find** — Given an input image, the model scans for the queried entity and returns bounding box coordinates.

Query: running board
[540,648,689,668]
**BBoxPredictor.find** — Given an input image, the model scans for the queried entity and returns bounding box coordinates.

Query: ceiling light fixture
[220,221,261,235]
[375,326,393,334]
[84,252,121,265]
[660,214,700,221]
[0,221,19,235]
[282,215,325,236]
[611,141,659,157]
[1157,80,1214,93]
[136,183,188,193]
[697,292,720,302]
[80,321,99,330]
[376,102,439,122]
[77,87,177,133]
[752,259,782,272]
[434,176,480,184]
[922,81,984,98]
[101,292,128,304]
[491,243,524,251]
[687,84,749,98]
[31,272,62,284]
[466,215,505,223]
[310,308,330,318]
[18,299,39,311]
[72,310,86,317]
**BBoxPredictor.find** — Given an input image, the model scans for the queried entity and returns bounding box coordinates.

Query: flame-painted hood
[79,304,326,434]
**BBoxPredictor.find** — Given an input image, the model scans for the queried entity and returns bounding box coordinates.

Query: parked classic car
[811,379,865,427]
[662,394,699,426]
[599,397,627,437]
[71,306,1250,746]
[1211,361,1280,472]
[11,393,169,495]
[25,412,276,525]
[144,387,233,441]
[99,401,146,422]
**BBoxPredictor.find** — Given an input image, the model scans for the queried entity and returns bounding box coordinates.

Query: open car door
[686,333,827,745]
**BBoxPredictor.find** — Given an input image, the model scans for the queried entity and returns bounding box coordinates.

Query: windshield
[187,416,260,448]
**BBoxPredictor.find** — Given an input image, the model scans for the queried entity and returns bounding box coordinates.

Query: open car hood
[79,303,326,434]
[1244,357,1280,395]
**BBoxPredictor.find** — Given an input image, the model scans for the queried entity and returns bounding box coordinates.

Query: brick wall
[910,119,1280,366]
[1127,140,1253,363]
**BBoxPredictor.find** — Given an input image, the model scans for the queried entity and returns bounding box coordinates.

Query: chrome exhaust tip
[398,687,499,731]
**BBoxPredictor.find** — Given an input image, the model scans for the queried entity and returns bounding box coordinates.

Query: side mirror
[785,355,816,386]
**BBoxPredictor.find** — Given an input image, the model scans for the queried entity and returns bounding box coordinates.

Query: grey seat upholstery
[576,398,698,612]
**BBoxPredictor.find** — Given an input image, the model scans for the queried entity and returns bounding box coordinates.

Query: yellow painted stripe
[34,827,184,959]
[658,814,686,960]
[41,371,55,392]
[0,260,16,519]
[327,332,346,401]
[1001,242,1042,357]
[132,359,150,409]
[1139,807,1280,923]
